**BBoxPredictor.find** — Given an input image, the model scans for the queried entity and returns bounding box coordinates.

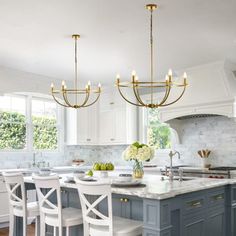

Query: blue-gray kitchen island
[19,174,236,236]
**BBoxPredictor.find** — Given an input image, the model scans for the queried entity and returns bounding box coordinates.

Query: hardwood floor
[0,224,35,236]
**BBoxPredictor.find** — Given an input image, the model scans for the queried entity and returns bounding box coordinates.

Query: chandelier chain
[74,36,78,104]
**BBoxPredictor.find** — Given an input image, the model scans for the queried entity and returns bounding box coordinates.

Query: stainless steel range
[162,166,236,179]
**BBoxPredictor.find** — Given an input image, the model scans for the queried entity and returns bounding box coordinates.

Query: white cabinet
[0,177,9,224]
[66,87,138,145]
[66,103,98,145]
[99,89,137,145]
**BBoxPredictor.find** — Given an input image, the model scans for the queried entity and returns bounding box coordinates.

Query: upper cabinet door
[66,102,98,145]
[66,87,137,146]
[99,88,138,145]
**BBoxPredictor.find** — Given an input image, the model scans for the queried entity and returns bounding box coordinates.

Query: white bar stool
[76,180,143,236]
[3,172,40,236]
[34,175,83,236]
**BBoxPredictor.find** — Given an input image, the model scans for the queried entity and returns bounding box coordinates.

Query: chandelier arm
[159,86,187,107]
[63,89,90,108]
[79,90,91,107]
[62,91,76,107]
[51,92,70,107]
[117,85,144,107]
[158,85,171,106]
[83,92,101,108]
[132,84,148,106]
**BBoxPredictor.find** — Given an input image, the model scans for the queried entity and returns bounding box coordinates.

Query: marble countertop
[23,173,236,200]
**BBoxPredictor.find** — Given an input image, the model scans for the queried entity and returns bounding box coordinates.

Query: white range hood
[158,60,236,122]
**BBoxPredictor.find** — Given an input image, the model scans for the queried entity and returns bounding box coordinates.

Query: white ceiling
[0,0,236,85]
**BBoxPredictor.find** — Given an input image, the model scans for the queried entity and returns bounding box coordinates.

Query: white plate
[112,179,142,187]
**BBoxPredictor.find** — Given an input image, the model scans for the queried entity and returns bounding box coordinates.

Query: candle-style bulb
[183,72,187,79]
[168,69,172,77]
[51,83,54,88]
[88,81,91,86]
[98,83,101,88]
[132,70,136,76]
[165,75,169,81]
[135,76,139,82]
[116,74,120,80]
[62,80,65,86]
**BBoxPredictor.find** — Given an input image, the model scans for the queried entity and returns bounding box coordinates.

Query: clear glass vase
[133,160,144,178]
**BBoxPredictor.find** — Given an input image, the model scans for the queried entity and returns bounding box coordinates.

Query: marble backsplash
[2,116,236,169]
[66,116,236,168]
[65,145,129,166]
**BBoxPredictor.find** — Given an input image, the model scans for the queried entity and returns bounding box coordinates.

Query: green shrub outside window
[0,111,58,150]
[147,108,171,149]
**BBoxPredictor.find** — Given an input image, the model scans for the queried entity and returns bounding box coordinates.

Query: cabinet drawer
[182,193,205,215]
[207,188,225,208]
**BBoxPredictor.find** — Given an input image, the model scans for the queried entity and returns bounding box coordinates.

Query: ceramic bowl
[118,173,132,182]
[73,170,85,179]
[39,168,51,176]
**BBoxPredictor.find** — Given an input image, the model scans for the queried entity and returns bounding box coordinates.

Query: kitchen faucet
[32,152,43,168]
[168,150,180,181]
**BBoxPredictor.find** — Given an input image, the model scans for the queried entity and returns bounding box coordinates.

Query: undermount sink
[161,176,194,181]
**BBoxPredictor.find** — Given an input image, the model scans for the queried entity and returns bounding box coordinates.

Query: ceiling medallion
[51,34,101,109]
[116,4,188,108]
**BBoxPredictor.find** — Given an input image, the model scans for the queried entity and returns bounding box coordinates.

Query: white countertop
[23,173,236,200]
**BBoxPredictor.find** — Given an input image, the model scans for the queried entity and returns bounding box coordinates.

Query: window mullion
[26,95,33,152]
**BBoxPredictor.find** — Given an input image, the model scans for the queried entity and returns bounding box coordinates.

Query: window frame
[0,92,64,154]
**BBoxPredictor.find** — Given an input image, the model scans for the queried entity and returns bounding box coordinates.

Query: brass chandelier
[116,4,188,108]
[51,34,101,109]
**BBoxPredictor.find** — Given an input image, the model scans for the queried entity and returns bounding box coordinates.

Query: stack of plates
[112,179,142,187]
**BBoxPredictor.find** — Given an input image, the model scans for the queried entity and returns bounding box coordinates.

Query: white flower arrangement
[122,142,155,162]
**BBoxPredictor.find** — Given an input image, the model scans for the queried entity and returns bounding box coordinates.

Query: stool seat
[45,207,83,227]
[13,201,39,218]
[90,216,143,236]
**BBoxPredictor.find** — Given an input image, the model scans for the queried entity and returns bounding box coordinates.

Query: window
[0,95,26,149]
[146,109,171,149]
[0,93,62,152]
[32,99,58,150]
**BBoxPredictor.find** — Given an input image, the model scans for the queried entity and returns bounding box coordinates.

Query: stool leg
[40,214,45,236]
[66,227,69,236]
[9,213,14,236]
[53,227,57,236]
[35,216,40,236]
[58,226,63,236]
[23,217,27,236]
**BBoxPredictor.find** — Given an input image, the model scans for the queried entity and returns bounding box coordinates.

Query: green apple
[87,170,93,177]
[100,163,107,171]
[93,163,101,171]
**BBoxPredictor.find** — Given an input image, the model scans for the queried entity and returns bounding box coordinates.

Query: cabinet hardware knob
[110,138,115,141]
[124,198,129,202]
[190,201,201,207]
[120,198,124,202]
[213,195,223,201]
[87,138,91,141]
[110,102,114,105]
